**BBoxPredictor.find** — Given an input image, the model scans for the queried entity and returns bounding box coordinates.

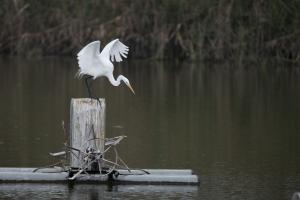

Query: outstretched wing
[77,41,101,72]
[101,39,129,62]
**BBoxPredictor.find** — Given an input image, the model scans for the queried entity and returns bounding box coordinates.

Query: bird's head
[121,76,135,95]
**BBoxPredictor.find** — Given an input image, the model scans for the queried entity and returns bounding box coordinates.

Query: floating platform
[0,168,199,185]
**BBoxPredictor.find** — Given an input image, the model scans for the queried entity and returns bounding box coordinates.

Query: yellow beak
[127,84,135,95]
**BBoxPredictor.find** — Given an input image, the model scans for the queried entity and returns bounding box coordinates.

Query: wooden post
[69,98,105,171]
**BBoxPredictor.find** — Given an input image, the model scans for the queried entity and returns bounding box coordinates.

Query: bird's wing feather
[101,39,129,62]
[110,39,129,62]
[77,41,102,71]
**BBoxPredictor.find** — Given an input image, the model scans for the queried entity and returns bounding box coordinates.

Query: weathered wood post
[69,98,105,171]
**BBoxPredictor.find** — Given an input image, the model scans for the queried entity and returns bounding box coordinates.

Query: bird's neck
[107,73,123,86]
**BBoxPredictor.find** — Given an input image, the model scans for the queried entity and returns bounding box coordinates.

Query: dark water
[0,57,300,199]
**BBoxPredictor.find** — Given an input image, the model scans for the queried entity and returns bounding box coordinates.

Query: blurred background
[1,0,300,63]
[0,1,300,200]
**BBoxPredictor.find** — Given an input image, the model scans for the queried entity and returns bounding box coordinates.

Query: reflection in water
[0,57,300,199]
[0,184,69,199]
[0,183,198,200]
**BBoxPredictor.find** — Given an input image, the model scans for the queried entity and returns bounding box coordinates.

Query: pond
[0,57,300,199]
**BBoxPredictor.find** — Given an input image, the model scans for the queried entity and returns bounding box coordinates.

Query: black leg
[84,76,93,98]
[84,76,101,105]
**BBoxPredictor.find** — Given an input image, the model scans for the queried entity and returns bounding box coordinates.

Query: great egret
[76,39,135,99]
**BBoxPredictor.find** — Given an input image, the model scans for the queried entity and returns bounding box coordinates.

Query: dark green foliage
[0,0,299,63]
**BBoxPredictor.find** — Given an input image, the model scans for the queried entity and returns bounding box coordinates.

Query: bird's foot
[89,97,101,105]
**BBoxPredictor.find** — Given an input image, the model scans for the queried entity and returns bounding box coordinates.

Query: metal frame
[60,135,130,180]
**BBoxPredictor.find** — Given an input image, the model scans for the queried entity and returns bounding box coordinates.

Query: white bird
[76,39,135,98]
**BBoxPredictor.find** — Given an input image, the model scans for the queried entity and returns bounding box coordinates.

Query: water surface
[0,57,300,199]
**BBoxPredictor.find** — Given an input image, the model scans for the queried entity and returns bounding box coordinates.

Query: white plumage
[76,39,135,96]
